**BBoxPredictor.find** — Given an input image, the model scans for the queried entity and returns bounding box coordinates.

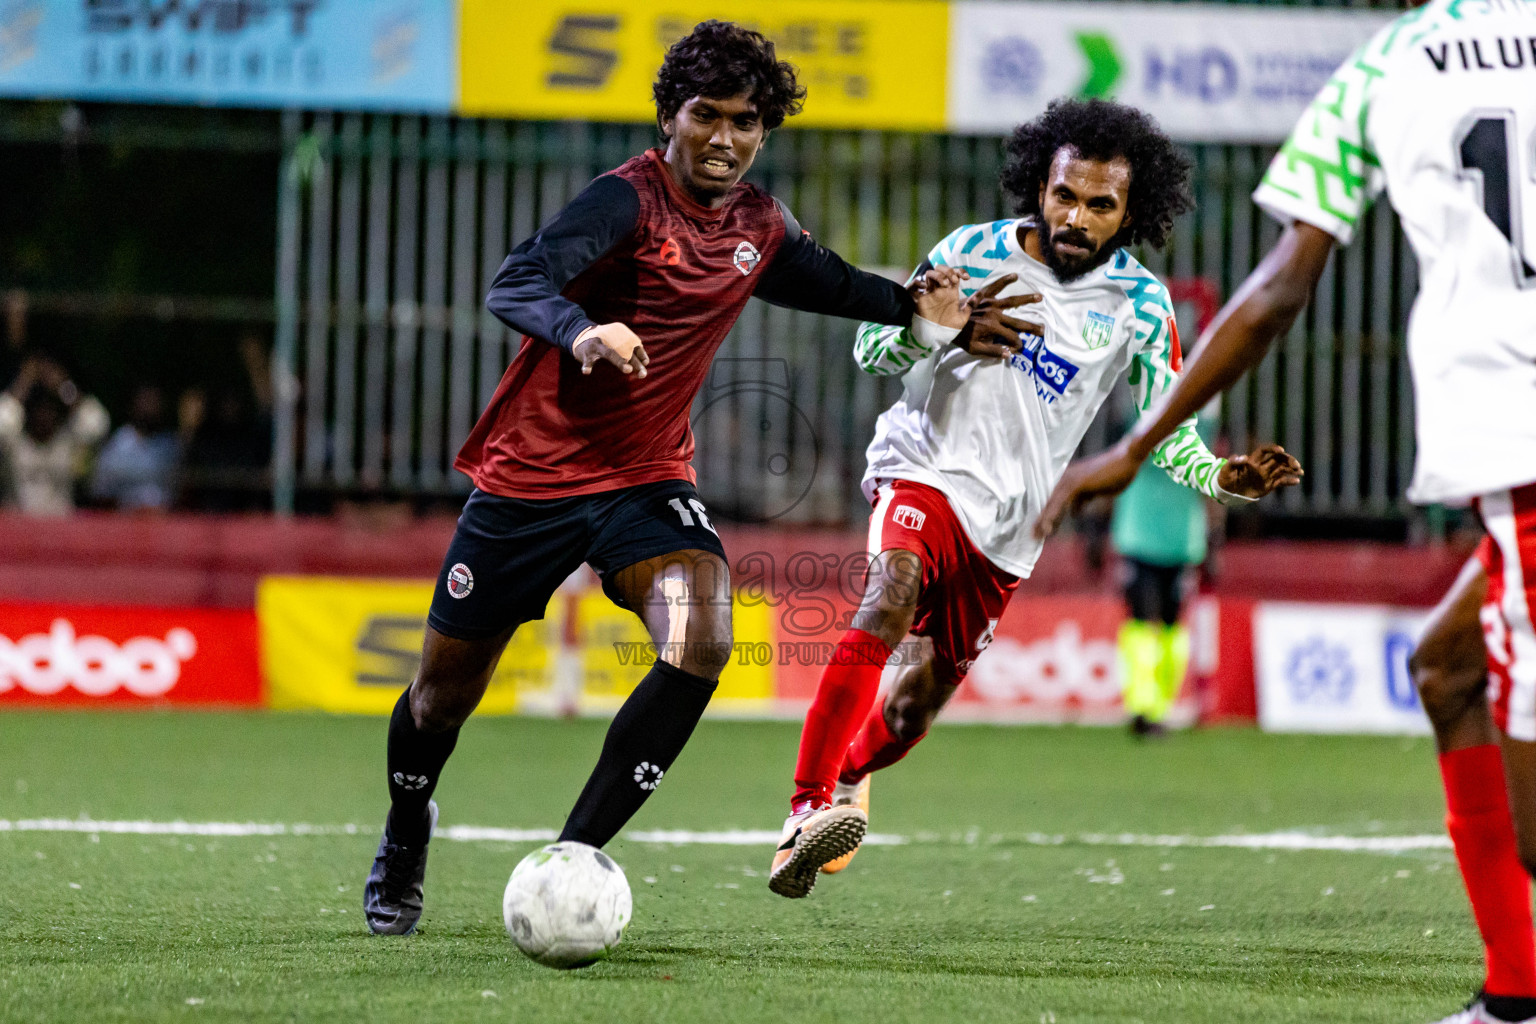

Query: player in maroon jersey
[363,20,966,935]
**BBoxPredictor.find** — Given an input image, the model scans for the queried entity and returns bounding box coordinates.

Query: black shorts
[426,479,728,641]
[1121,556,1191,626]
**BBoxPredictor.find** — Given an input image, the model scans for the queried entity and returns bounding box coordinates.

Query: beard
[1039,226,1119,283]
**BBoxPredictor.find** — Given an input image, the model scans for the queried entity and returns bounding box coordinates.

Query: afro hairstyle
[999,98,1193,251]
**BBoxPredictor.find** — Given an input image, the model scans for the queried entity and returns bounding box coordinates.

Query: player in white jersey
[767,99,1302,899]
[1039,3,1536,1021]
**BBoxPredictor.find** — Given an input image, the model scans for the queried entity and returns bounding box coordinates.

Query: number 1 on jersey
[1455,111,1536,288]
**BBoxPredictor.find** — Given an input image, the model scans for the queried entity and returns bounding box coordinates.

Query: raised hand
[573,322,650,378]
[909,266,970,330]
[1216,443,1304,499]
[953,273,1046,360]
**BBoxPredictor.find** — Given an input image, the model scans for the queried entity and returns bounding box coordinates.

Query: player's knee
[854,575,921,645]
[409,681,472,734]
[1411,646,1474,727]
[885,702,928,743]
[674,620,733,680]
[886,691,938,742]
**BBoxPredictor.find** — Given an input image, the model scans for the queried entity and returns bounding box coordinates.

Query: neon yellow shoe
[768,803,867,899]
[821,775,870,874]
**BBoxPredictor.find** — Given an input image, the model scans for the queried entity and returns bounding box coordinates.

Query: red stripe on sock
[791,629,892,810]
[839,699,924,783]
[1441,744,1536,997]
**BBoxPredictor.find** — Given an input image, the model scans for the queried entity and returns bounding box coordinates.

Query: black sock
[1485,994,1536,1021]
[559,660,718,847]
[385,686,460,846]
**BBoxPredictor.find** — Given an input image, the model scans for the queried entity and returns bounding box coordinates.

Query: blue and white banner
[1254,602,1431,735]
[948,1,1392,142]
[0,1,454,110]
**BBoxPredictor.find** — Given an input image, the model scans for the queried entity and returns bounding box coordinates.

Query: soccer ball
[502,841,632,969]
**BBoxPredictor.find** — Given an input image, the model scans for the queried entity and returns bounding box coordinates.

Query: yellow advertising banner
[458,0,949,130]
[257,576,775,715]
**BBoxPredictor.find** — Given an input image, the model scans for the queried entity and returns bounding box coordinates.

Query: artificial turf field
[0,712,1488,1023]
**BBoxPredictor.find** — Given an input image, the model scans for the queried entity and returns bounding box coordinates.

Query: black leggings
[1121,557,1189,626]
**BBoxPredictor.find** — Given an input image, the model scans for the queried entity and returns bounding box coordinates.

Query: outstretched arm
[754,200,916,326]
[1133,222,1335,462]
[1035,221,1333,537]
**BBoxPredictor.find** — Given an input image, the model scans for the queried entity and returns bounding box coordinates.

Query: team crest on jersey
[1081,310,1115,350]
[446,563,474,599]
[732,240,761,275]
[892,505,926,531]
[659,237,681,266]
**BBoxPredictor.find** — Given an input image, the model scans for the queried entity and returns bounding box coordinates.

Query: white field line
[0,818,1451,853]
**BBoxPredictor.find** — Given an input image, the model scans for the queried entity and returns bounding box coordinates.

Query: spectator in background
[0,350,110,516]
[89,382,181,511]
[2,290,28,387]
[180,331,274,511]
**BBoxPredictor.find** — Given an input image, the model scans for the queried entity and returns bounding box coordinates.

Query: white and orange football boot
[768,802,867,898]
[820,775,871,875]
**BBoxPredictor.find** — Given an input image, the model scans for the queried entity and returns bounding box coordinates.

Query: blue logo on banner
[1144,47,1239,104]
[0,0,453,111]
[1383,630,1420,712]
[982,37,1043,97]
[1285,636,1356,705]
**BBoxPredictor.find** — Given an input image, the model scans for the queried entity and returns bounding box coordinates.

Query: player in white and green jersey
[769,100,1302,899]
[854,219,1240,580]
[1040,4,1536,1021]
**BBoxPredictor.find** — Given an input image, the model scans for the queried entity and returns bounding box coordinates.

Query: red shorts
[1479,482,1536,740]
[866,479,1020,686]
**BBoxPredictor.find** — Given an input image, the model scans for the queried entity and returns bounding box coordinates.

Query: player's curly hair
[653,21,806,133]
[1000,98,1193,251]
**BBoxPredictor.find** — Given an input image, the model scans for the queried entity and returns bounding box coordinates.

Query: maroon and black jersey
[461,148,913,498]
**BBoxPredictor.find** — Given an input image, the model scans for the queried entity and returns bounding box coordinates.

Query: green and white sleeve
[1126,294,1250,506]
[853,225,973,376]
[1250,10,1414,244]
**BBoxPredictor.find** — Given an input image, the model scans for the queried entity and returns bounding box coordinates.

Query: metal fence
[273,113,1420,525]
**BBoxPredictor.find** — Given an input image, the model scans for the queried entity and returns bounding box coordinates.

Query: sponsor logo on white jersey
[1005,332,1082,403]
[732,241,760,275]
[892,505,927,530]
[0,618,197,698]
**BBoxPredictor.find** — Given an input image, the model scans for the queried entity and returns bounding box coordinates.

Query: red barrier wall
[0,512,1478,610]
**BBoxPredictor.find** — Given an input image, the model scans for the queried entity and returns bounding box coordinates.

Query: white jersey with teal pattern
[1254,0,1536,505]
[856,218,1248,579]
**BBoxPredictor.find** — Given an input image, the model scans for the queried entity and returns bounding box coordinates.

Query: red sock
[1441,744,1536,997]
[791,629,892,811]
[839,699,925,783]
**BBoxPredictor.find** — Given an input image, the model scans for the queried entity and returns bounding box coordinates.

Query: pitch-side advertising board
[948,1,1390,142]
[0,1,455,110]
[0,602,260,706]
[1254,602,1431,735]
[0,2,1395,142]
